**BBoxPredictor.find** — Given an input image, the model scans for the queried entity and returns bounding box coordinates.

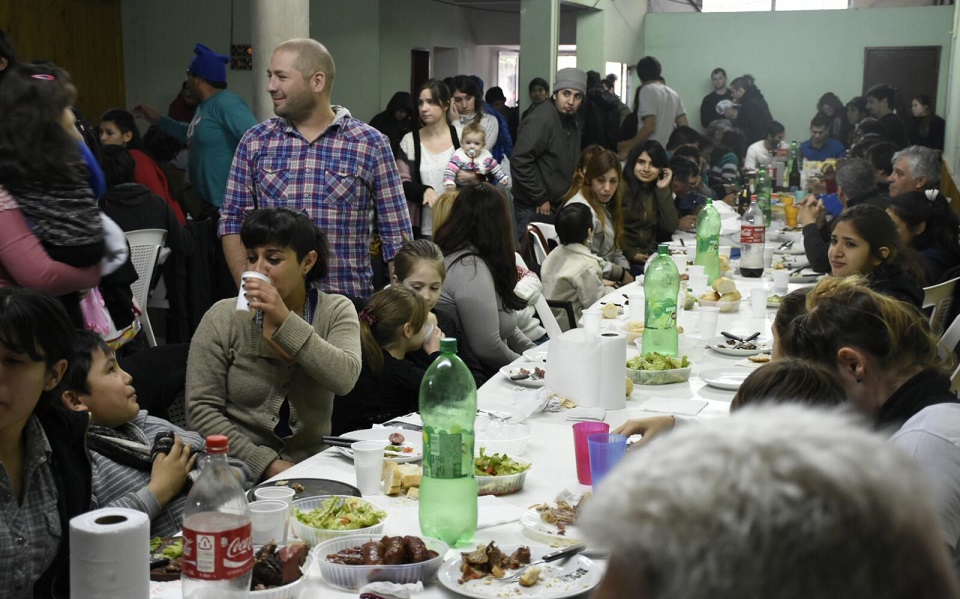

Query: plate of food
[767,293,784,309]
[773,244,805,255]
[317,534,446,590]
[522,347,548,363]
[789,269,823,284]
[500,362,546,388]
[334,428,422,463]
[438,542,601,598]
[708,335,772,357]
[520,492,588,546]
[246,478,360,503]
[699,367,751,390]
[150,537,184,581]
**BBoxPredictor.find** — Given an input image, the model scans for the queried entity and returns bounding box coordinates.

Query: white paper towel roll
[596,330,627,410]
[546,328,600,407]
[70,507,150,598]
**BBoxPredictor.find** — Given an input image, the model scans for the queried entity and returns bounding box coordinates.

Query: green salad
[294,497,385,530]
[474,449,531,476]
[149,537,182,559]
[627,352,690,371]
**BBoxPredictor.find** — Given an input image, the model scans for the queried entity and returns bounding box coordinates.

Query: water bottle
[756,167,772,227]
[641,244,680,356]
[694,198,721,285]
[740,195,765,278]
[181,435,253,598]
[419,338,478,546]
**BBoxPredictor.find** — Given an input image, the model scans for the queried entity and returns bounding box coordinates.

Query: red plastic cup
[573,422,610,485]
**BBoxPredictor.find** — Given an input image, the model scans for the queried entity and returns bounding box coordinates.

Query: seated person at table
[0,288,89,598]
[585,405,960,599]
[58,330,253,536]
[186,208,361,482]
[707,128,745,188]
[800,114,847,162]
[743,120,786,171]
[669,155,707,229]
[540,203,612,331]
[887,190,960,285]
[799,159,888,272]
[888,144,940,198]
[332,286,441,434]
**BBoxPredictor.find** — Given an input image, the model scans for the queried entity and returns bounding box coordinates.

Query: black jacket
[33,404,91,599]
[868,261,924,308]
[511,102,582,209]
[734,87,773,145]
[802,193,890,273]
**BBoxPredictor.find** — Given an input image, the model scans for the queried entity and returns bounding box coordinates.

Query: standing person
[846,96,868,147]
[520,77,549,122]
[134,43,257,213]
[907,94,946,151]
[510,68,586,234]
[0,27,17,85]
[621,140,677,273]
[368,91,414,149]
[816,92,851,145]
[434,183,535,375]
[865,84,909,148]
[581,70,622,151]
[699,67,734,130]
[450,75,498,153]
[220,38,412,298]
[399,79,458,239]
[744,120,786,171]
[618,56,688,157]
[725,75,773,145]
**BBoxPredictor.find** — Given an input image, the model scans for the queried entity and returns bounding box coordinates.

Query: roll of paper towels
[546,328,600,407]
[70,507,150,598]
[596,330,627,410]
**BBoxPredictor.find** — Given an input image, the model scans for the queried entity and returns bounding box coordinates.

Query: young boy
[58,330,253,536]
[540,203,612,330]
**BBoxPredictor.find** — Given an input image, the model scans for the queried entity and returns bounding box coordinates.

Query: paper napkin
[641,397,708,416]
[476,495,524,529]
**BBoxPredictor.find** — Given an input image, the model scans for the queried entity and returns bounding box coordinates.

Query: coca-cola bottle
[181,435,253,598]
[740,195,765,278]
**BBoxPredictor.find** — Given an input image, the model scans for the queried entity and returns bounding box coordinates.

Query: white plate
[700,367,751,390]
[789,270,823,284]
[523,347,548,363]
[708,336,772,357]
[438,545,600,598]
[519,508,582,546]
[477,401,526,424]
[773,245,805,255]
[334,428,422,463]
[500,362,547,388]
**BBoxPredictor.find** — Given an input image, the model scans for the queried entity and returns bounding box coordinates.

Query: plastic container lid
[440,338,458,353]
[205,434,229,454]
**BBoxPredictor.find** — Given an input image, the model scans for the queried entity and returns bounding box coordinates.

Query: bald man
[220,38,412,298]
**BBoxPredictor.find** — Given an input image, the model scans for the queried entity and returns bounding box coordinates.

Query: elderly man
[799,113,846,161]
[889,145,940,197]
[581,405,960,599]
[219,38,412,298]
[510,67,585,235]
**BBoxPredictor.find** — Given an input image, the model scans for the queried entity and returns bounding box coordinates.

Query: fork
[732,331,762,349]
[497,545,585,583]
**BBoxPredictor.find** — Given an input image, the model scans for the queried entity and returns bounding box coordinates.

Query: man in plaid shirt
[220,38,412,298]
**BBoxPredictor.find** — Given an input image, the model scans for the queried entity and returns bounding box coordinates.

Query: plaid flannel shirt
[220,107,412,297]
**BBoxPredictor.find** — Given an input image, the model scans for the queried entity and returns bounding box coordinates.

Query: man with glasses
[135,43,257,213]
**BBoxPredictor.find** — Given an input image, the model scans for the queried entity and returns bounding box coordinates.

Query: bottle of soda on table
[740,195,765,278]
[756,167,772,227]
[694,198,721,285]
[419,338,478,546]
[642,244,680,357]
[181,435,253,598]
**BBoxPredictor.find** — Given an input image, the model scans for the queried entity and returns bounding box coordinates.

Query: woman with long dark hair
[816,92,850,146]
[449,75,498,153]
[434,183,534,374]
[908,95,945,151]
[887,190,960,284]
[621,140,677,272]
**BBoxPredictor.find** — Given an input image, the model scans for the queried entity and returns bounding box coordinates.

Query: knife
[721,331,744,343]
[733,331,762,349]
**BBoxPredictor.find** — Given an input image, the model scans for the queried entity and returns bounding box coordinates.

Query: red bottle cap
[205,434,229,454]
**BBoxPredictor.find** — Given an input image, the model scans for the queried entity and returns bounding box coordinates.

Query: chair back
[923,275,960,337]
[527,224,551,265]
[533,294,563,339]
[125,229,167,347]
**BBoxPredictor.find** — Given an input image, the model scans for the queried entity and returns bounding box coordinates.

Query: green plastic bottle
[642,244,680,356]
[418,338,478,546]
[756,167,772,227]
[694,198,721,284]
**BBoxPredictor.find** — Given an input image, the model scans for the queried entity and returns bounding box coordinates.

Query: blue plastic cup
[588,433,628,486]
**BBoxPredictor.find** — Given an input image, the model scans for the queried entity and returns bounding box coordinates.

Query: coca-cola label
[181,522,253,580]
[741,225,765,245]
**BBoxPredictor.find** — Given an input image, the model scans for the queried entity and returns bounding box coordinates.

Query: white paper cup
[670,254,687,274]
[763,246,776,268]
[699,306,720,340]
[352,441,385,496]
[686,244,697,264]
[687,264,705,279]
[237,271,271,319]
[250,500,288,545]
[688,274,709,298]
[254,486,295,505]
[750,288,768,318]
[772,270,789,294]
[627,292,645,321]
[582,309,602,336]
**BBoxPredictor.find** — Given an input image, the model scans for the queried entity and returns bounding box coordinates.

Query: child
[443,122,510,190]
[540,202,612,330]
[58,330,253,536]
[332,286,442,434]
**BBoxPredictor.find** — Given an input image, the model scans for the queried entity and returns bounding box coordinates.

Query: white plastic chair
[939,312,960,393]
[526,224,550,266]
[125,229,167,347]
[923,275,960,337]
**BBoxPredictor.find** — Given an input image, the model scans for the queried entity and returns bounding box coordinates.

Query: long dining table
[150,265,808,599]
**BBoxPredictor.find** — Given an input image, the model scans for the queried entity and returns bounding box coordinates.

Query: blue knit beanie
[188,43,228,83]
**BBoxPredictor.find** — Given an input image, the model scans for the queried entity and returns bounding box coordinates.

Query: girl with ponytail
[887,190,960,284]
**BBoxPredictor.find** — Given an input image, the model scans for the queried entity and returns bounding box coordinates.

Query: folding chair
[923,275,960,337]
[125,229,167,347]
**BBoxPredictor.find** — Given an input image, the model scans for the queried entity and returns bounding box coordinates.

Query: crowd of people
[1,24,959,597]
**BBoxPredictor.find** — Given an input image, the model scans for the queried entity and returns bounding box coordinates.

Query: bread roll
[602,303,619,319]
[398,464,422,488]
[625,377,634,396]
[712,277,737,295]
[719,290,742,302]
[382,462,402,495]
[698,291,721,302]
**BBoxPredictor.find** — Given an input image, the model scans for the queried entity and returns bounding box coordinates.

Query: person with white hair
[889,144,941,197]
[583,404,960,599]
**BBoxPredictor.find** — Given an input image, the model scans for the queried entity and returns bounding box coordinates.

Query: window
[701,0,846,11]
[557,45,577,72]
[497,51,520,107]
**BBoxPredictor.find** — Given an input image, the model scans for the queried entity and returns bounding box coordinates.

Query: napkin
[640,397,708,416]
[476,495,524,529]
[359,581,424,598]
[565,407,606,421]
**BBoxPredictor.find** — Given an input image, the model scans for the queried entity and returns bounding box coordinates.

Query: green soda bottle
[641,244,680,356]
[756,167,772,227]
[418,338,478,546]
[694,198,721,284]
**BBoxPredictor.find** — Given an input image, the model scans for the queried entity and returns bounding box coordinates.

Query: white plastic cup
[352,440,385,496]
[250,500,288,545]
[699,306,720,340]
[671,254,687,274]
[750,288,768,318]
[763,246,776,268]
[688,274,709,298]
[627,292,645,321]
[237,271,271,319]
[686,243,697,264]
[582,309,602,336]
[772,270,790,294]
[687,264,705,278]
[254,486,295,505]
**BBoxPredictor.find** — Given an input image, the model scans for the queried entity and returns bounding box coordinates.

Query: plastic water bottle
[695,198,721,285]
[181,435,253,598]
[756,167,772,227]
[641,244,680,356]
[419,338,478,546]
[740,195,765,278]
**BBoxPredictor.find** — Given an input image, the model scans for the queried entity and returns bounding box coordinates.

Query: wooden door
[863,46,941,116]
[411,49,430,97]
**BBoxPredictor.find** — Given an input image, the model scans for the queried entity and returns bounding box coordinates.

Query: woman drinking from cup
[186,208,361,482]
